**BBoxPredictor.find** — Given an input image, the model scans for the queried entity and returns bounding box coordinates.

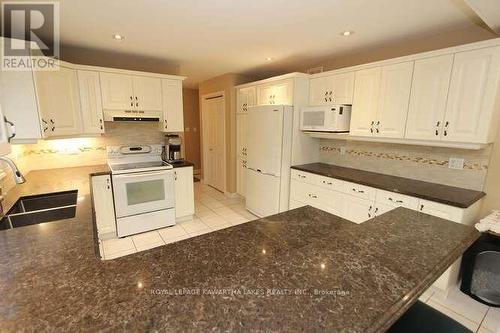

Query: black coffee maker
[163,134,183,163]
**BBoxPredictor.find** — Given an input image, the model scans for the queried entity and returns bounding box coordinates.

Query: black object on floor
[460,232,500,307]
[0,190,78,230]
[387,301,472,333]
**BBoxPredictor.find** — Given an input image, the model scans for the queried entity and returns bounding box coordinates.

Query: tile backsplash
[319,139,491,191]
[1,122,166,194]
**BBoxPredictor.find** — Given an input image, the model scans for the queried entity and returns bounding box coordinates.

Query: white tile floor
[99,182,257,260]
[419,285,500,333]
[99,182,500,332]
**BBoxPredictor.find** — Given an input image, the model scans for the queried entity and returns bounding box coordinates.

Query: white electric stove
[107,145,176,237]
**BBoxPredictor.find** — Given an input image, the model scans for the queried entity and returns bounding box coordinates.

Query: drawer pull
[308,194,318,199]
[322,180,333,185]
[352,188,365,193]
[388,197,404,204]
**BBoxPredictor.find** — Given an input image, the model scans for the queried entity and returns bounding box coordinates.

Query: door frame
[201,91,227,192]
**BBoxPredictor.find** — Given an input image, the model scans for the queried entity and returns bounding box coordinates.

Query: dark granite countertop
[169,160,195,168]
[292,163,485,208]
[0,166,479,332]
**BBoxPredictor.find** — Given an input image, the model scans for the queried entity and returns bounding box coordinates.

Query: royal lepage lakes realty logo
[1,1,60,70]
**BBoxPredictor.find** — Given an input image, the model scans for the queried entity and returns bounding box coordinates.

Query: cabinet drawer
[342,181,376,201]
[316,175,345,191]
[418,199,464,223]
[290,169,320,185]
[290,180,342,215]
[376,189,419,209]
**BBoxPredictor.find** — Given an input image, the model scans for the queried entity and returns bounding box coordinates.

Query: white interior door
[203,96,225,191]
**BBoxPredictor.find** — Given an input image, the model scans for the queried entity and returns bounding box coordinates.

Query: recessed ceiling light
[113,34,124,41]
[265,57,273,61]
[341,30,353,36]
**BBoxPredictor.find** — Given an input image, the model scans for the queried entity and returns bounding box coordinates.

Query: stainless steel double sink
[0,190,78,230]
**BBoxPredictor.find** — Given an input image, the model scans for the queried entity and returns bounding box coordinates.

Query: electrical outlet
[449,157,464,170]
[340,146,346,155]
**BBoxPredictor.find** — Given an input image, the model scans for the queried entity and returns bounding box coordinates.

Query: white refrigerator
[245,105,293,217]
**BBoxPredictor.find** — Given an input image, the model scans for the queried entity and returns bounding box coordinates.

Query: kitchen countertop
[0,166,479,332]
[292,163,485,208]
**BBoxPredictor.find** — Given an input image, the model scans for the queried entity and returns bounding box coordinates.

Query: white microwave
[300,105,352,132]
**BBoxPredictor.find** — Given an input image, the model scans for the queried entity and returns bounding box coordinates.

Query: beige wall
[300,26,497,73]
[182,88,201,171]
[480,129,500,217]
[198,73,255,193]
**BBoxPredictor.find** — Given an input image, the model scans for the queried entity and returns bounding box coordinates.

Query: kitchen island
[0,167,479,332]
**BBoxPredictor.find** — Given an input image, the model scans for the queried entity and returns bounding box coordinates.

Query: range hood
[103,110,162,122]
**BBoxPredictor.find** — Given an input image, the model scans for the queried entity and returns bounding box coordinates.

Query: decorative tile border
[319,146,488,171]
[22,146,106,156]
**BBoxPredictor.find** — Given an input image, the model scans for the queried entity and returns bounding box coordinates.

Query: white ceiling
[7,0,492,86]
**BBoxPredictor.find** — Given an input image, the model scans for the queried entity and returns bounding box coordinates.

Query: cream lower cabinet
[174,166,195,219]
[289,168,481,292]
[91,174,116,238]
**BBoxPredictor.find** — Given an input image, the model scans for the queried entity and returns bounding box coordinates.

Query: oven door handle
[114,170,170,178]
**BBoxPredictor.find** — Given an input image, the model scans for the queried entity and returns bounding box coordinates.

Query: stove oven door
[112,169,175,218]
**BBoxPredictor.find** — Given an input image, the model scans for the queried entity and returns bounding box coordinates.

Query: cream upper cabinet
[256,80,293,105]
[161,79,184,132]
[237,87,256,113]
[34,64,82,137]
[309,72,354,105]
[133,76,162,111]
[350,67,381,136]
[77,70,104,134]
[376,62,414,138]
[442,46,500,143]
[405,55,454,140]
[100,73,135,110]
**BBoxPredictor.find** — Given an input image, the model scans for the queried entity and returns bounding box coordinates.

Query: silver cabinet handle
[352,188,365,193]
[420,204,424,211]
[370,121,374,133]
[444,121,449,136]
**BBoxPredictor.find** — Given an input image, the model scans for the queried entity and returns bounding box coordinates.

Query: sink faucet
[0,157,26,184]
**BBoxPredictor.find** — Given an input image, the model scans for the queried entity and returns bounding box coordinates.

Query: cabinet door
[99,73,134,110]
[237,87,256,113]
[92,175,116,236]
[443,46,500,143]
[34,65,82,136]
[236,158,247,197]
[309,77,328,105]
[329,72,355,105]
[350,67,381,136]
[418,199,464,223]
[257,84,274,105]
[405,55,453,140]
[0,44,42,142]
[376,62,414,138]
[342,196,375,224]
[133,76,162,111]
[236,113,247,158]
[272,81,293,105]
[0,105,11,156]
[161,79,184,132]
[78,70,104,134]
[374,203,394,217]
[174,167,195,218]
